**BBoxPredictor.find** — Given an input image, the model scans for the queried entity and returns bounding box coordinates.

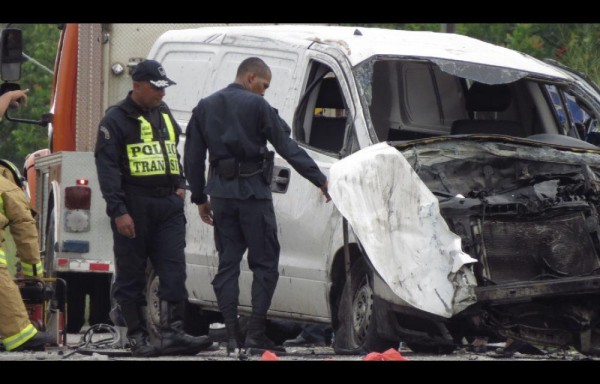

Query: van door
[267,52,358,320]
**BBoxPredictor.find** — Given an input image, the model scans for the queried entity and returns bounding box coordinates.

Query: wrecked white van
[147,25,600,355]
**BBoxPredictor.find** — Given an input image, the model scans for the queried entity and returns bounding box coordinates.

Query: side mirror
[0,28,23,82]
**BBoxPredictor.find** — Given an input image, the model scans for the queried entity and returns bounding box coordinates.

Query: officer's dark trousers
[112,193,187,306]
[211,197,280,322]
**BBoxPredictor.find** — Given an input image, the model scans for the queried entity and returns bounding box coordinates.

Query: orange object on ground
[261,350,280,361]
[363,348,409,361]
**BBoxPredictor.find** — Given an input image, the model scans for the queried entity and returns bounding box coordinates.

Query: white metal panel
[152,25,570,80]
[55,152,114,264]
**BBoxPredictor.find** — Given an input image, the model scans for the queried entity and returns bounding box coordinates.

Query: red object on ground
[261,350,280,361]
[363,348,409,361]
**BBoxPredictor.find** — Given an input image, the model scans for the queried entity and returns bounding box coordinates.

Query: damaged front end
[402,136,600,354]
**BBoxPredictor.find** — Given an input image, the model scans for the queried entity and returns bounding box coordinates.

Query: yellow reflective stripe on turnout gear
[0,194,5,264]
[3,323,38,351]
[127,114,180,176]
[20,260,43,277]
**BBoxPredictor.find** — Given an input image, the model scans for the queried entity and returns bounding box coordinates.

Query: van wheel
[333,258,396,354]
[145,266,210,340]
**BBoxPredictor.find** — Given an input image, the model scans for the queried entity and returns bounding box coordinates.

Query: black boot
[244,313,286,355]
[120,304,159,357]
[159,301,213,356]
[224,318,243,356]
[12,330,49,351]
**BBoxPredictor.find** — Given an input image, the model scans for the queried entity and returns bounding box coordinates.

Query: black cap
[131,60,176,88]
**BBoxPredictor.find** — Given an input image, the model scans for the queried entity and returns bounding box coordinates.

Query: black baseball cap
[131,60,176,88]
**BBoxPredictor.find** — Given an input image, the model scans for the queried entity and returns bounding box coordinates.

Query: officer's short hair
[237,57,270,78]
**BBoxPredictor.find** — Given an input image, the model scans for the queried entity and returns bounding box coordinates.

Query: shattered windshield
[353,56,600,146]
[430,59,529,85]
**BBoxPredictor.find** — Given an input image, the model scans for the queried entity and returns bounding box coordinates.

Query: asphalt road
[0,329,596,362]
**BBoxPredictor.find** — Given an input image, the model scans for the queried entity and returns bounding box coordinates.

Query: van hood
[329,142,478,318]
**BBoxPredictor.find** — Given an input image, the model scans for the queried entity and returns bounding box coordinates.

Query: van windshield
[354,57,600,146]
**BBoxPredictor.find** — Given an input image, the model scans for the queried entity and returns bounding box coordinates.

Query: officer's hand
[320,180,331,203]
[115,213,136,239]
[9,89,29,108]
[175,188,185,200]
[198,202,213,226]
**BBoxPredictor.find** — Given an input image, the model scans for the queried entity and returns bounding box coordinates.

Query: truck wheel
[145,266,210,341]
[333,257,396,354]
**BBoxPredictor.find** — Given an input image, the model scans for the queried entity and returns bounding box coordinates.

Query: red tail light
[65,185,91,209]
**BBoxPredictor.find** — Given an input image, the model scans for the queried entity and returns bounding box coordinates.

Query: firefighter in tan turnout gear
[0,159,49,351]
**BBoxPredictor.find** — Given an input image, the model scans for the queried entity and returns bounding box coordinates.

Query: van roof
[154,25,569,81]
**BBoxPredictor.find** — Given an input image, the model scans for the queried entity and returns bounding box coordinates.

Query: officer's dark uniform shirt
[185,83,326,205]
[94,91,185,219]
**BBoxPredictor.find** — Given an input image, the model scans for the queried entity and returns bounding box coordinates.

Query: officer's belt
[212,159,263,178]
[123,184,174,198]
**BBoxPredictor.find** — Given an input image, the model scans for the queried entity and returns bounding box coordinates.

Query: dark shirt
[95,92,185,218]
[185,83,326,204]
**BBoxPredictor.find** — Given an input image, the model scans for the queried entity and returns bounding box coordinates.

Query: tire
[145,267,161,341]
[145,265,210,340]
[333,258,397,354]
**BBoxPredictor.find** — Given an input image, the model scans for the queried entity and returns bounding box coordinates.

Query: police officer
[0,159,50,352]
[185,57,331,356]
[94,60,211,357]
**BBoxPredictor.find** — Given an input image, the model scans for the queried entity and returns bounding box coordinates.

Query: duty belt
[212,159,263,178]
[123,184,174,198]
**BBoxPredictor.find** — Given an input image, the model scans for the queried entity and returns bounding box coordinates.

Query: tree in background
[0,24,59,166]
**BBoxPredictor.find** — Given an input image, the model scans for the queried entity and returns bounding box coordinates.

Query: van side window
[293,62,348,154]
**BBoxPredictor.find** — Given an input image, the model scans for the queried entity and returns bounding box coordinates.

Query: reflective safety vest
[127,113,180,177]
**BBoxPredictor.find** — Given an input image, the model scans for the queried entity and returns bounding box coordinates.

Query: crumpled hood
[329,142,477,318]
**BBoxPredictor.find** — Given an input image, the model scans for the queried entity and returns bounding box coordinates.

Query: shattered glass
[431,59,529,85]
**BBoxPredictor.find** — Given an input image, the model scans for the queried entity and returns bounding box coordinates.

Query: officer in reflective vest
[0,160,49,351]
[94,60,212,357]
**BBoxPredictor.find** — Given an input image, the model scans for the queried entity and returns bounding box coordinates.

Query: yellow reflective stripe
[3,323,38,351]
[162,112,176,142]
[0,249,6,264]
[127,113,179,177]
[21,261,43,277]
[137,116,154,143]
